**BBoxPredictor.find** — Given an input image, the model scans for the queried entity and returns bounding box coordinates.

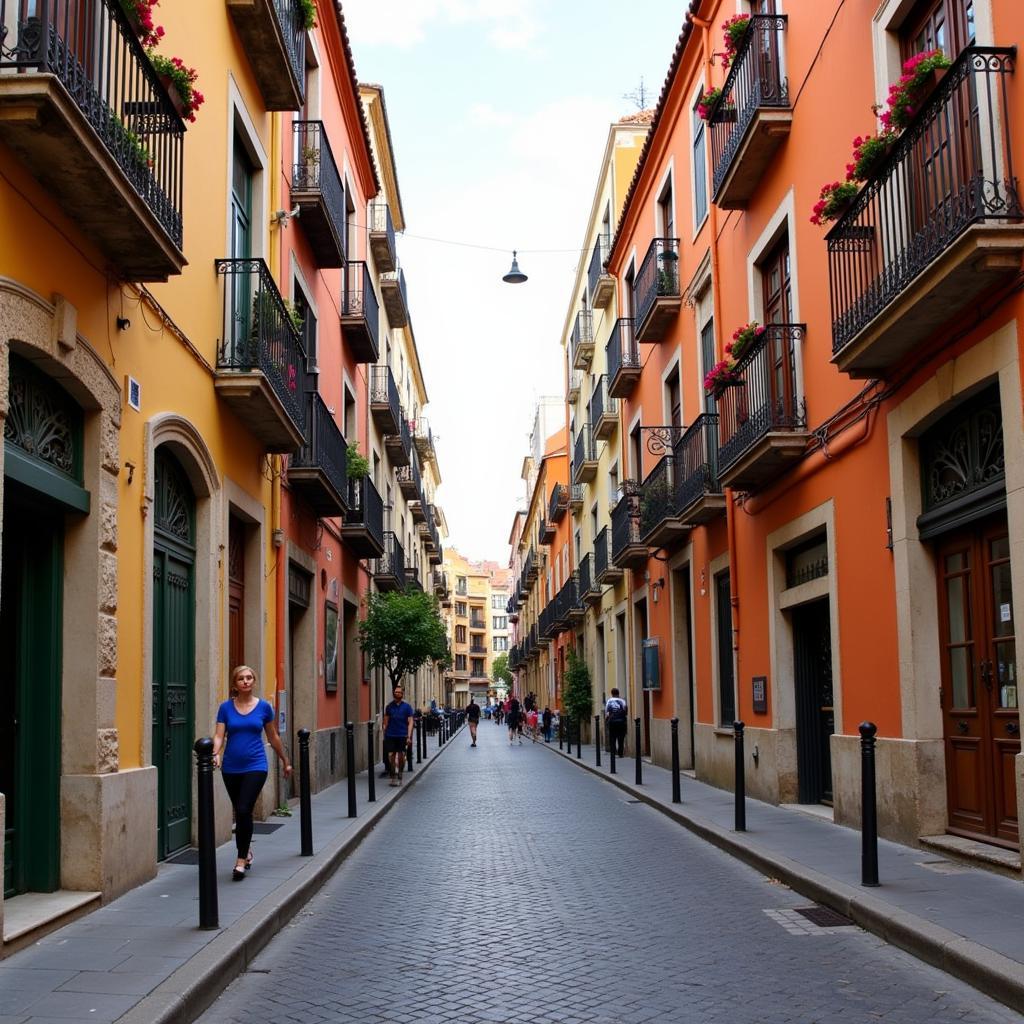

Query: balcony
[380,261,409,328]
[549,483,568,523]
[639,457,688,548]
[289,393,348,517]
[469,643,487,655]
[373,531,405,591]
[413,416,436,464]
[569,484,585,513]
[709,14,791,209]
[0,0,185,281]
[673,414,726,524]
[571,309,595,370]
[573,426,598,484]
[568,370,582,404]
[594,526,622,585]
[410,496,427,525]
[370,365,402,436]
[827,47,1024,378]
[226,0,305,109]
[368,199,397,273]
[405,564,423,592]
[607,319,641,398]
[215,259,307,451]
[566,573,585,623]
[527,625,539,660]
[469,620,486,632]
[592,375,618,441]
[342,476,385,559]
[396,461,420,500]
[588,234,614,308]
[634,239,681,342]
[611,493,647,569]
[384,411,412,468]
[538,516,555,545]
[291,121,346,267]
[538,604,555,643]
[433,570,449,601]
[579,552,602,607]
[717,324,808,491]
[341,262,380,363]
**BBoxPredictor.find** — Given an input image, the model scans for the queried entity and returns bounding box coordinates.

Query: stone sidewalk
[544,734,1024,1016]
[0,725,462,1024]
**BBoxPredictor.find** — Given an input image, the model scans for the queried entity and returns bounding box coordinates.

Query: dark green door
[152,449,196,860]
[1,482,63,898]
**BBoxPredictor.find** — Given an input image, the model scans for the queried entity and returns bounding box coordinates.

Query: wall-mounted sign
[642,638,661,690]
[752,675,768,715]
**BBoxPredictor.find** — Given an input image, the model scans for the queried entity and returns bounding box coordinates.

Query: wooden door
[152,449,195,860]
[228,516,245,672]
[793,599,834,804]
[938,516,1019,846]
[0,486,62,897]
[715,572,735,725]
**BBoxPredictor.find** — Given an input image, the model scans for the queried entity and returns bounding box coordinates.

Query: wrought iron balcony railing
[568,370,582,404]
[370,364,402,435]
[571,308,594,370]
[342,475,385,558]
[587,233,614,307]
[368,198,397,272]
[594,524,622,584]
[709,14,790,205]
[591,374,618,440]
[215,258,308,447]
[226,0,306,109]
[549,483,568,523]
[380,261,409,328]
[573,425,597,484]
[292,120,346,267]
[538,515,555,544]
[578,552,598,603]
[717,324,808,487]
[341,261,380,363]
[0,0,185,277]
[826,47,1022,374]
[611,493,646,567]
[290,392,348,516]
[374,531,405,589]
[569,483,585,512]
[673,413,725,521]
[607,318,640,397]
[634,238,680,341]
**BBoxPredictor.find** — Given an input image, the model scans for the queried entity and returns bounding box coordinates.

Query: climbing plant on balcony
[147,52,205,122]
[297,0,317,30]
[721,14,750,67]
[119,0,164,47]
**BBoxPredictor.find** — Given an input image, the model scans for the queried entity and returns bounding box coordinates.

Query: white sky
[343,0,683,563]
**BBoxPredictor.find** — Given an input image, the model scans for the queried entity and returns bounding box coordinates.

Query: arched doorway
[152,447,196,859]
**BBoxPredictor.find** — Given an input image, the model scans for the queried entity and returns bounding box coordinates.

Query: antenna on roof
[622,76,649,111]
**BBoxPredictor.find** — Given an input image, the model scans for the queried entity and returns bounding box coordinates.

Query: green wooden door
[1,483,63,897]
[152,449,196,860]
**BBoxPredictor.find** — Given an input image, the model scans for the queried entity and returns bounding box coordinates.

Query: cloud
[341,0,541,51]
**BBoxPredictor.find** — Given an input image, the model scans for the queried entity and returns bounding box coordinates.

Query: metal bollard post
[298,729,313,855]
[366,722,376,803]
[860,721,880,886]
[416,716,423,763]
[670,718,681,804]
[576,716,582,759]
[437,715,443,749]
[610,732,616,775]
[594,714,601,768]
[406,731,414,773]
[559,716,564,750]
[634,718,643,785]
[193,738,219,930]
[345,721,357,818]
[733,720,746,832]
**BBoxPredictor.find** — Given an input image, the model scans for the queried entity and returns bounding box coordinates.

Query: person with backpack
[541,706,553,743]
[605,687,628,757]
[467,697,481,747]
[506,695,522,745]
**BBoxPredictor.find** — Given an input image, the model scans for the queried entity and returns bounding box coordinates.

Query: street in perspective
[2,0,1024,1022]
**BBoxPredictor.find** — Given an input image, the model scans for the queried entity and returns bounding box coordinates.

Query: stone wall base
[693,723,799,805]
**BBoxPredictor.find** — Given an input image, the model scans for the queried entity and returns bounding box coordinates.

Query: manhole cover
[253,822,285,834]
[165,848,199,865]
[794,906,853,928]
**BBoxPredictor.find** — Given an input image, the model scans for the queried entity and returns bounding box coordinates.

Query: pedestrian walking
[212,665,291,882]
[605,687,628,757]
[382,684,416,785]
[506,695,522,745]
[467,697,481,747]
[542,706,553,743]
[526,706,539,742]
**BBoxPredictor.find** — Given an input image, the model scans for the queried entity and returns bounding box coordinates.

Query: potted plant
[119,0,163,47]
[810,180,859,226]
[297,0,317,30]
[704,359,742,397]
[346,441,370,509]
[697,86,736,122]
[147,51,205,122]
[721,14,751,68]
[846,131,896,182]
[727,321,766,363]
[878,48,951,132]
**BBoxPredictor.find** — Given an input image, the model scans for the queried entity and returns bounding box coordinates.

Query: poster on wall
[642,637,660,690]
[324,602,339,693]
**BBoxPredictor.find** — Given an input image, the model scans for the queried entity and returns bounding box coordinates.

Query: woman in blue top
[212,665,291,881]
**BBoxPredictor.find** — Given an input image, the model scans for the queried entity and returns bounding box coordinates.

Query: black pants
[608,720,627,756]
[222,770,267,860]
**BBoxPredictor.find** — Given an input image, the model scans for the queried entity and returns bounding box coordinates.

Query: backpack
[607,698,627,722]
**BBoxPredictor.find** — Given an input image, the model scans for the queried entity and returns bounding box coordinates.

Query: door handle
[957,720,969,733]
[980,660,993,691]
[1007,722,1020,735]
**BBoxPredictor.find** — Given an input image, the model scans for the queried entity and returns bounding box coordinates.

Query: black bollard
[860,721,880,886]
[634,718,643,785]
[193,737,219,930]
[298,728,313,855]
[366,722,376,803]
[594,714,601,768]
[734,720,746,832]
[345,721,357,818]
[576,716,582,759]
[610,732,616,775]
[416,716,423,763]
[670,718,681,804]
[437,715,443,749]
[559,716,564,750]
[406,732,414,774]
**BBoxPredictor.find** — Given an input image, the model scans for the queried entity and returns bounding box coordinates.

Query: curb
[544,742,1024,1016]
[116,726,463,1024]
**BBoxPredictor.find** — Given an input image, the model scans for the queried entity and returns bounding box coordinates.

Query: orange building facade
[567,0,1023,860]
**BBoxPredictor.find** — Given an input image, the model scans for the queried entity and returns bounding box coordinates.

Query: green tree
[358,589,448,690]
[562,649,593,722]
[491,651,512,688]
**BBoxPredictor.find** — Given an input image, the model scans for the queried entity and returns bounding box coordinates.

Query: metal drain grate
[253,822,285,834]
[794,906,853,928]
[165,848,199,866]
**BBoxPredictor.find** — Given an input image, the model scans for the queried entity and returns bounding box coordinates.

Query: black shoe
[232,867,246,881]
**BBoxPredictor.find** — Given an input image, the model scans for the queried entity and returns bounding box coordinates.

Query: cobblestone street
[197,729,1020,1024]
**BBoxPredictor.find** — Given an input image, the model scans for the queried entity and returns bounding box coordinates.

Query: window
[700,319,717,414]
[292,282,316,373]
[493,615,507,630]
[493,636,508,653]
[455,625,466,644]
[455,602,467,617]
[715,571,735,725]
[693,98,708,228]
[901,0,974,60]
[658,177,675,238]
[666,366,682,428]
[574,529,581,559]
[492,594,504,609]
[631,424,643,481]
[456,576,467,595]
[471,658,486,677]
[609,461,620,506]
[786,533,829,589]
[455,654,467,672]
[343,385,356,441]
[590,505,598,539]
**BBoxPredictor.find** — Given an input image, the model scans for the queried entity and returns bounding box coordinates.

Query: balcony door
[230,136,255,359]
[760,236,796,417]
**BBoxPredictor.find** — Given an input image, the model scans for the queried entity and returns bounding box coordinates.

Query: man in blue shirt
[382,684,415,786]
